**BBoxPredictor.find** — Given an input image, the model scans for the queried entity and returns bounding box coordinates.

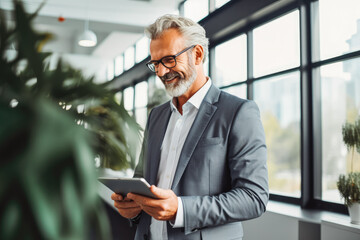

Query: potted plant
[337,119,360,224]
[0,1,140,239]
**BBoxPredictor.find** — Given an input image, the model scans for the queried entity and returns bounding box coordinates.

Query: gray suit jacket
[134,84,268,240]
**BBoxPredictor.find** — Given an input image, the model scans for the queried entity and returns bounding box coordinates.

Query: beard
[160,58,197,97]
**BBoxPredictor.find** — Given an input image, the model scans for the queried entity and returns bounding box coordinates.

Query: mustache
[160,71,181,82]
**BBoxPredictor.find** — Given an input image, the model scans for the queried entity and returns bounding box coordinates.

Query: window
[113,0,360,214]
[204,56,209,77]
[210,9,301,198]
[114,91,122,105]
[135,81,148,109]
[148,75,170,112]
[124,46,135,71]
[183,0,209,22]
[123,87,134,115]
[214,34,247,87]
[136,36,149,63]
[115,55,124,76]
[315,0,360,61]
[254,72,301,197]
[252,10,301,198]
[223,84,247,99]
[253,11,300,77]
[107,60,114,81]
[311,0,360,206]
[317,57,360,203]
[215,0,230,9]
[134,81,148,129]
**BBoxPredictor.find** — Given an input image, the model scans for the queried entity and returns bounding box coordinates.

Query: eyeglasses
[146,45,196,72]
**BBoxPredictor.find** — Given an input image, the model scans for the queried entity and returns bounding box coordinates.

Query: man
[111,14,268,240]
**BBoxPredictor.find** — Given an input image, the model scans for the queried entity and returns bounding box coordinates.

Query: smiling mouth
[164,76,178,83]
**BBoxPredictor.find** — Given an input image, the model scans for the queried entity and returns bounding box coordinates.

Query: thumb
[150,185,172,199]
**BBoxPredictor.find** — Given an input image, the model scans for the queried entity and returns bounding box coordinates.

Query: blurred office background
[2,0,360,239]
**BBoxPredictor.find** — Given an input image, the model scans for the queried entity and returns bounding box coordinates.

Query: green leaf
[0,1,140,238]
[0,200,20,239]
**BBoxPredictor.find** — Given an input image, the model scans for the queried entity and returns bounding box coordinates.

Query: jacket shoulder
[218,90,251,107]
[149,101,170,114]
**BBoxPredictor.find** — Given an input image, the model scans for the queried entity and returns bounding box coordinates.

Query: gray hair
[145,14,209,63]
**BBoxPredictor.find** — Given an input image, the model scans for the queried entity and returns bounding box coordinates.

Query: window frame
[207,0,357,214]
[113,0,360,215]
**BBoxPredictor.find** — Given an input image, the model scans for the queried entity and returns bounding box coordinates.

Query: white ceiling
[1,0,182,81]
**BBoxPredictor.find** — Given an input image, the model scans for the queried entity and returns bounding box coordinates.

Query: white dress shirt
[149,78,212,240]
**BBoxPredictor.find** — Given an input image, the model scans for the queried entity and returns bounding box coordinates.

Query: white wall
[243,212,300,240]
[242,203,360,240]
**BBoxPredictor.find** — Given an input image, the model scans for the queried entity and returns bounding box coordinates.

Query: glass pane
[223,85,247,99]
[123,87,134,111]
[148,75,160,98]
[316,0,360,60]
[114,91,122,105]
[215,0,230,9]
[135,81,148,108]
[135,107,148,130]
[184,0,209,22]
[148,75,170,111]
[254,71,301,197]
[253,10,300,77]
[136,36,149,63]
[155,76,165,89]
[319,58,360,203]
[115,55,124,76]
[107,60,114,81]
[124,46,135,71]
[214,34,247,87]
[204,56,209,77]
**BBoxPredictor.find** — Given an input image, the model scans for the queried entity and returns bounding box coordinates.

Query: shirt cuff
[169,197,184,228]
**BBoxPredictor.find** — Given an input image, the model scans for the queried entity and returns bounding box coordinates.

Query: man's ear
[194,45,204,65]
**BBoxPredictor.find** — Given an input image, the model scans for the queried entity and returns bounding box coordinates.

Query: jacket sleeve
[181,100,269,235]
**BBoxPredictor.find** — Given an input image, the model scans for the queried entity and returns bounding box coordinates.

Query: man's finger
[127,193,151,204]
[111,193,124,201]
[149,185,171,199]
[114,200,140,209]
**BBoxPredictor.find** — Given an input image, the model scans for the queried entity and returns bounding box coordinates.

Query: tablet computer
[98,177,157,199]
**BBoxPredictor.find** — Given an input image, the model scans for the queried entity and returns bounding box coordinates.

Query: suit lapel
[171,85,220,190]
[148,105,172,185]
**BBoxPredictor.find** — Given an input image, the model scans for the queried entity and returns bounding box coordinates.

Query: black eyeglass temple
[174,45,196,57]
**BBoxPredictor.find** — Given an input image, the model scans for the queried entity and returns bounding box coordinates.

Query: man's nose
[156,63,170,77]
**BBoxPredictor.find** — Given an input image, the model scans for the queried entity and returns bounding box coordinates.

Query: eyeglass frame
[146,45,196,72]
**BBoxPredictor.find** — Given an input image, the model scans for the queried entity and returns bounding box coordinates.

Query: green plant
[147,87,170,112]
[86,102,141,170]
[0,1,140,239]
[337,118,360,206]
[342,119,360,172]
[337,173,360,206]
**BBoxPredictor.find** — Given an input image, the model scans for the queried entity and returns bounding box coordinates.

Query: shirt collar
[170,78,212,112]
[188,78,212,109]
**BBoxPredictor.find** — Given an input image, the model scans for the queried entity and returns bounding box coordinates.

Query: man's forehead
[149,30,185,58]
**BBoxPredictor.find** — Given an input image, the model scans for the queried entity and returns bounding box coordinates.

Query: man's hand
[111,193,142,219]
[127,185,178,221]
